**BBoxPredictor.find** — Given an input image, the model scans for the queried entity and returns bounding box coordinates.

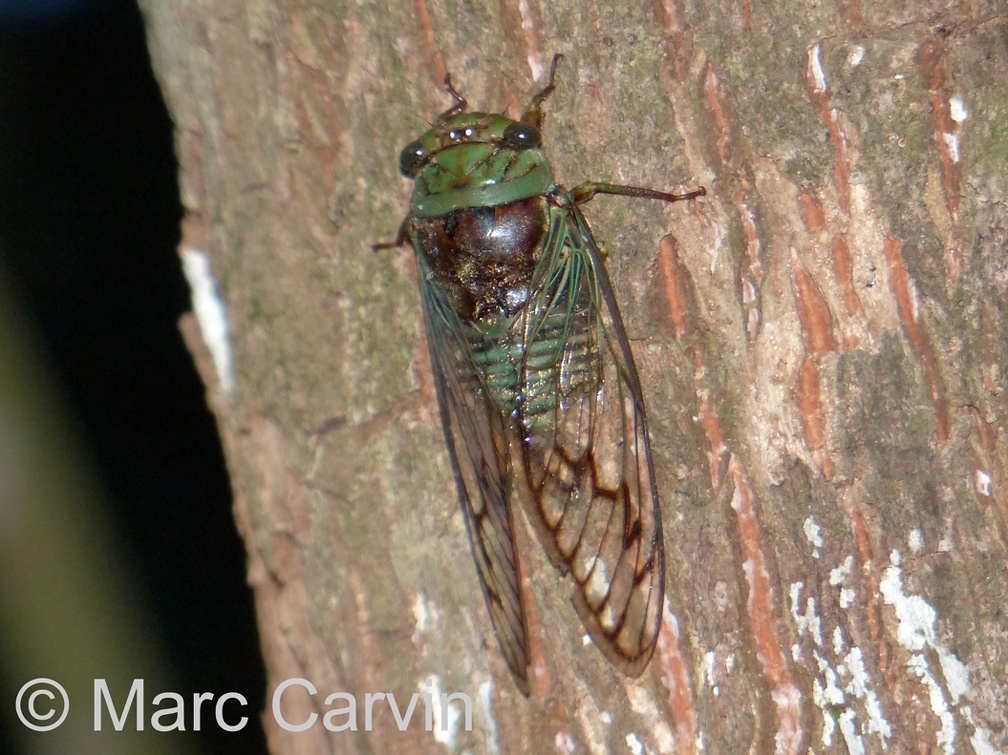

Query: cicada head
[400,110,554,218]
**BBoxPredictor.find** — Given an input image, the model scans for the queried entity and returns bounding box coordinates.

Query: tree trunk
[139,1,1008,752]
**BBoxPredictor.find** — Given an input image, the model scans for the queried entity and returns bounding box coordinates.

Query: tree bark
[139,1,1008,753]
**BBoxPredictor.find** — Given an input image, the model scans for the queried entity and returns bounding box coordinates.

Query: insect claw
[522,53,563,127]
[372,217,411,251]
[438,71,468,122]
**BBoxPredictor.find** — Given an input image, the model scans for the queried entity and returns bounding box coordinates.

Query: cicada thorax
[411,196,547,322]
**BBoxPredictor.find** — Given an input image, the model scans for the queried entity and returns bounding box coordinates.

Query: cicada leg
[436,73,468,123]
[371,215,411,252]
[521,53,563,127]
[570,181,706,205]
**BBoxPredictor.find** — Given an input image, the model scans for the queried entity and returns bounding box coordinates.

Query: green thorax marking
[410,112,554,218]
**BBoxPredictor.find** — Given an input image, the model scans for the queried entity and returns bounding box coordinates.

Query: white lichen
[879,550,993,754]
[949,97,968,123]
[908,529,924,554]
[181,248,235,394]
[804,516,824,558]
[809,43,828,93]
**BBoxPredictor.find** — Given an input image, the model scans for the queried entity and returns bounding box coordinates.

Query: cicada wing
[514,203,665,675]
[417,255,532,694]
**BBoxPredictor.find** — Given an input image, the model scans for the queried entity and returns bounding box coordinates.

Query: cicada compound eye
[399,140,428,177]
[502,122,541,150]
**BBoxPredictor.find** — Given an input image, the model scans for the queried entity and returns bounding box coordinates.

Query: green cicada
[382,56,704,694]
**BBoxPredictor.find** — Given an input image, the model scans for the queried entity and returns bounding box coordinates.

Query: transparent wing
[513,202,665,675]
[417,254,532,694]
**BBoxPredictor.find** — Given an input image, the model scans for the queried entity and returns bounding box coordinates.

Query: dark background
[0,0,267,752]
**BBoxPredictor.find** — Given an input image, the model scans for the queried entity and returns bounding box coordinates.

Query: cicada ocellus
[380,56,704,694]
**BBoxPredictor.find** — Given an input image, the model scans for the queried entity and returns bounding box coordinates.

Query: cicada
[380,56,704,694]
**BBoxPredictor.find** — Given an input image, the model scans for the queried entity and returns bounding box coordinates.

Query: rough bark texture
[139,1,1008,753]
